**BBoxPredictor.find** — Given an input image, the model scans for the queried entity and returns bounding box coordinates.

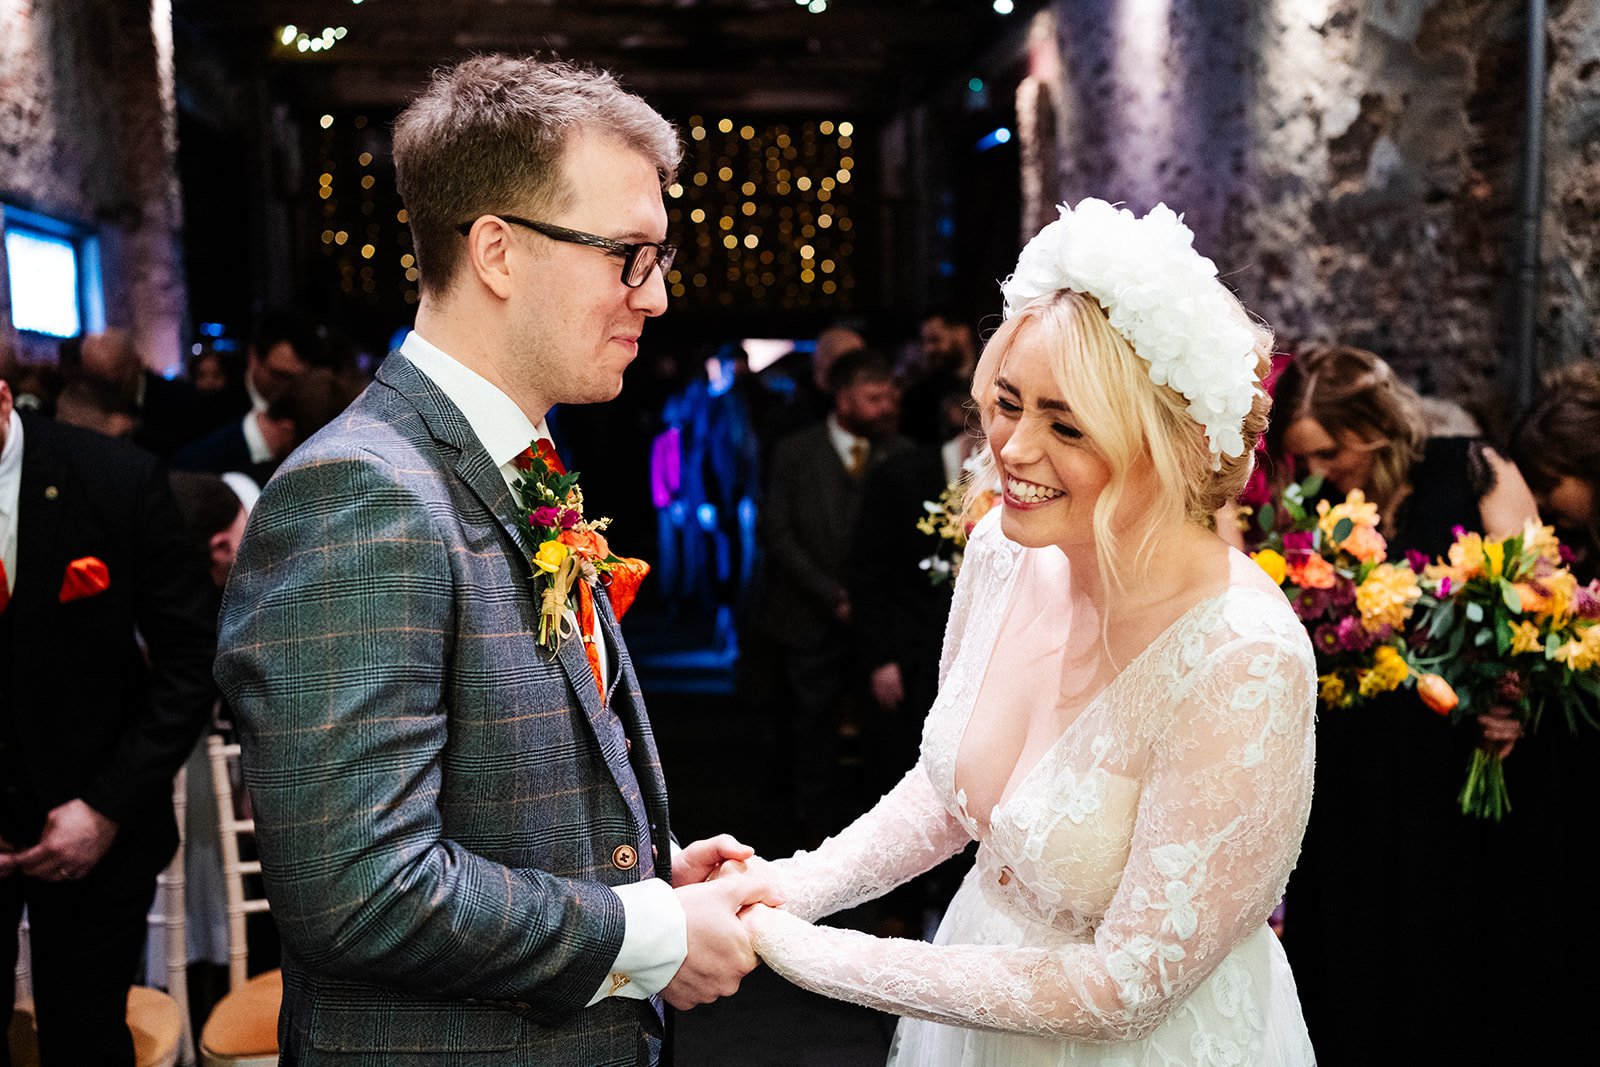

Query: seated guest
[0,377,216,1065]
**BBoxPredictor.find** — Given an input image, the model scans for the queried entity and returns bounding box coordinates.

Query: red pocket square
[60,556,110,602]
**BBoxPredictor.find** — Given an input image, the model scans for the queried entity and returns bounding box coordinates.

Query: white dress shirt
[0,411,23,595]
[398,331,685,1005]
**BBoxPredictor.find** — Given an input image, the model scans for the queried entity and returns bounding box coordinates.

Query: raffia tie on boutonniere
[512,439,650,703]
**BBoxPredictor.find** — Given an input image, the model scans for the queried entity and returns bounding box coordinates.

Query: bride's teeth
[1007,477,1063,503]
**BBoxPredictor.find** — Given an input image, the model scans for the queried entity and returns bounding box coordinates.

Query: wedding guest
[759,348,908,842]
[1512,360,1600,582]
[756,323,867,464]
[1511,360,1600,1043]
[171,366,353,484]
[898,307,978,445]
[1267,343,1556,1065]
[0,378,216,1065]
[729,200,1318,1062]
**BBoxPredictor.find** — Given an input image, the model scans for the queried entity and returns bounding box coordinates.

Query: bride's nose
[998,415,1045,467]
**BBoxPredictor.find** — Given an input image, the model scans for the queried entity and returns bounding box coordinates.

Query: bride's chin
[999,508,1058,549]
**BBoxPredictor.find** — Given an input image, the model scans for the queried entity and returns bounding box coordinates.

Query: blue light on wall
[2,206,102,339]
[976,127,1013,152]
[5,229,81,338]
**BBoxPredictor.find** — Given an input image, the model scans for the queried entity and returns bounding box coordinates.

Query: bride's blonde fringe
[965,288,1273,618]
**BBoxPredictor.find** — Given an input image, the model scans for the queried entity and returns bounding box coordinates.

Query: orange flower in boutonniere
[60,556,110,603]
[511,439,649,651]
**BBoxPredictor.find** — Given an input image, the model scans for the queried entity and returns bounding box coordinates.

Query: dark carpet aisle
[632,611,898,1066]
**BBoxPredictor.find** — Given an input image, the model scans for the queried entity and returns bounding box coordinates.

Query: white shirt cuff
[241,413,274,465]
[586,877,686,1005]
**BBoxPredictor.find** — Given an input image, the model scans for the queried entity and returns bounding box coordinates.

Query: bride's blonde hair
[966,288,1273,597]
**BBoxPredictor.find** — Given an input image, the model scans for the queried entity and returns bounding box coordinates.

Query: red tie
[0,558,9,615]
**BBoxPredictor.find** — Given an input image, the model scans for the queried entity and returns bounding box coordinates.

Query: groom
[216,56,775,1065]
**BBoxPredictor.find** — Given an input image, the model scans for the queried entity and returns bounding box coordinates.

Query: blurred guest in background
[1512,360,1600,582]
[0,377,216,1065]
[171,367,353,485]
[898,307,977,445]
[759,348,907,842]
[1267,343,1554,1065]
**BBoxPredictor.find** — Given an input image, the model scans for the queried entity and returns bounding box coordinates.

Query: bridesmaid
[1266,344,1554,1066]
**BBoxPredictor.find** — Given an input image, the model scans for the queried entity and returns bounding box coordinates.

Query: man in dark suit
[0,378,217,1065]
[215,56,772,1066]
[759,348,908,839]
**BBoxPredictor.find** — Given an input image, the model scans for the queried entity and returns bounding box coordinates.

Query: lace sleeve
[752,628,1316,1042]
[767,762,972,922]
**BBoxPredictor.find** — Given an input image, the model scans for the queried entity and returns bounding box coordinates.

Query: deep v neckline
[952,549,1227,833]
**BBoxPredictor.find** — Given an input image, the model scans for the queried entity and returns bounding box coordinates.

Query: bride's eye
[1052,422,1083,440]
[995,397,1022,416]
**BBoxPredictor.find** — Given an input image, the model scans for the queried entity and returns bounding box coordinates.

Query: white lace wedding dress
[755,512,1318,1065]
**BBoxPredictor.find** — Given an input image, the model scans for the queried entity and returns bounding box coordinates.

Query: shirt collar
[400,331,543,470]
[0,411,24,519]
[826,413,866,462]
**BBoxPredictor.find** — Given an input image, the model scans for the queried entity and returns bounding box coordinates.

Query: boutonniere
[511,440,649,651]
[60,556,110,603]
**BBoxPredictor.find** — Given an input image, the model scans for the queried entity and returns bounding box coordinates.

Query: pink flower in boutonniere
[530,505,580,529]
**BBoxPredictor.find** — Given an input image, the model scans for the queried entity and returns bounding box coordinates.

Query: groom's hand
[673,833,755,887]
[663,871,783,1009]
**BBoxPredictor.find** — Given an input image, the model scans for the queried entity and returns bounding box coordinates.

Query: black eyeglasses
[455,215,676,288]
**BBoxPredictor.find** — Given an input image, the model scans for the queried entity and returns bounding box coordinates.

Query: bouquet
[917,480,999,585]
[1407,520,1600,820]
[1251,477,1421,709]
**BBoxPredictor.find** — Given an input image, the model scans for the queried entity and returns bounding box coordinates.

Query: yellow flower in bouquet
[1523,520,1563,564]
[1355,562,1422,632]
[1552,624,1600,672]
[1509,620,1544,655]
[1316,490,1380,539]
[1358,645,1410,697]
[1251,548,1287,585]
[1318,672,1349,708]
[1427,531,1489,587]
[1515,569,1578,627]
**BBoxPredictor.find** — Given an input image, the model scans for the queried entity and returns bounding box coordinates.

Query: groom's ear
[462,217,518,301]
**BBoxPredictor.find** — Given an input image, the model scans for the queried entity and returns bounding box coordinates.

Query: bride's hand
[738,901,778,945]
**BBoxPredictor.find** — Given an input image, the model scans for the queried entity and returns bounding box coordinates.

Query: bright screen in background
[5,227,81,338]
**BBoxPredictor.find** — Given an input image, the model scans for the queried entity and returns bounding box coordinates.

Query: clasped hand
[0,799,118,881]
[663,835,784,1010]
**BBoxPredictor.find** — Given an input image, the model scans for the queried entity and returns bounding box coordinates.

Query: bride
[731,201,1317,1064]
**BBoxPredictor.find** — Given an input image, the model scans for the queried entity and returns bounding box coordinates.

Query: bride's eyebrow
[995,376,1071,413]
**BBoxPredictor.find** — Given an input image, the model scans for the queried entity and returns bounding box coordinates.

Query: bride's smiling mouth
[1004,474,1065,509]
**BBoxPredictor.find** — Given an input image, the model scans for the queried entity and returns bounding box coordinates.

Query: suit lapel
[11,418,69,630]
[374,353,642,794]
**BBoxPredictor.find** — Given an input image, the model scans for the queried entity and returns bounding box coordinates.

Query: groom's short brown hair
[393,55,681,295]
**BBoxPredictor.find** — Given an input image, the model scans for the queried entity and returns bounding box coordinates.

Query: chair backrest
[150,766,196,1065]
[207,735,270,992]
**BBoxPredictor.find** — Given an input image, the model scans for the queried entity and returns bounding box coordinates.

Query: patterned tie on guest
[514,439,604,702]
[846,439,870,480]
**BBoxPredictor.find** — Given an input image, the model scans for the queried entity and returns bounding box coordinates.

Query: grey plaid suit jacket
[216,353,673,1065]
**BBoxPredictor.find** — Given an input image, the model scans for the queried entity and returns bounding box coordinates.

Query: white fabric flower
[1000,199,1260,463]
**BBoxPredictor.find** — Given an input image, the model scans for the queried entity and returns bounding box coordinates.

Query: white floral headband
[1000,199,1261,464]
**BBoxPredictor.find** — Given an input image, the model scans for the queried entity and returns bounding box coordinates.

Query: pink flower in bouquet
[1292,587,1328,621]
[1336,615,1378,652]
[1576,582,1600,621]
[1312,624,1342,656]
[1283,530,1317,559]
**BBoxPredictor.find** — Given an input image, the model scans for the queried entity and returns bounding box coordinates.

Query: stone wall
[1017,0,1596,405]
[0,0,185,370]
